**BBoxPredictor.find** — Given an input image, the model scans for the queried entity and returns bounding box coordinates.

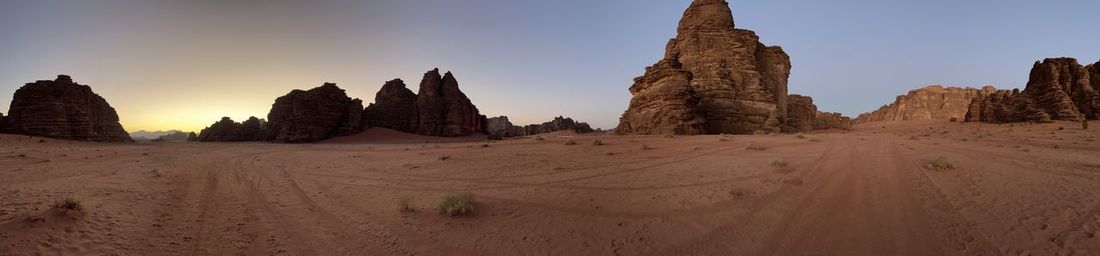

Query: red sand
[1,121,1098,255]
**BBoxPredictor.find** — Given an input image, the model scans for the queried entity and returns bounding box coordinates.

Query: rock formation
[416,69,485,136]
[784,95,817,132]
[0,112,6,131]
[151,131,193,142]
[267,83,364,143]
[363,79,419,133]
[618,0,792,135]
[1,75,132,142]
[815,112,852,130]
[966,58,1100,123]
[196,116,268,142]
[485,116,595,139]
[855,85,988,123]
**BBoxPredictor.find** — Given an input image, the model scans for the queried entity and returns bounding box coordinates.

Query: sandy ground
[1,122,1098,255]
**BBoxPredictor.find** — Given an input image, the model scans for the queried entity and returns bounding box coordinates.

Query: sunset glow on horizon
[2,0,1098,133]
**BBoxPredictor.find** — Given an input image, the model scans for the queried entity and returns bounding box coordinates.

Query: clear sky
[1,0,1098,132]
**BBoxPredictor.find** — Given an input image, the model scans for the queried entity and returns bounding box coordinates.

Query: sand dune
[1,121,1098,255]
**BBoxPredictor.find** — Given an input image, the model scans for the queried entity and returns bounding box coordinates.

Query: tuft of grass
[909,135,920,140]
[1083,120,1089,130]
[753,130,768,136]
[927,156,956,171]
[52,194,83,214]
[438,156,452,161]
[719,137,730,142]
[768,158,787,167]
[663,134,675,139]
[480,144,490,148]
[795,134,807,139]
[534,136,545,141]
[641,144,654,150]
[808,138,822,142]
[745,142,766,151]
[564,140,577,145]
[398,196,416,212]
[592,139,605,146]
[436,192,474,216]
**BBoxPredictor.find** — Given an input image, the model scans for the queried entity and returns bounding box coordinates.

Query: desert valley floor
[1,121,1099,255]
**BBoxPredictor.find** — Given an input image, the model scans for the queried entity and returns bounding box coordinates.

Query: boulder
[415,69,485,136]
[267,83,363,143]
[966,58,1099,123]
[485,116,526,139]
[1,75,131,142]
[856,85,986,123]
[363,79,419,133]
[618,0,791,134]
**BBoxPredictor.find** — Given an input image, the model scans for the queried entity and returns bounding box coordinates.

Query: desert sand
[1,122,1098,255]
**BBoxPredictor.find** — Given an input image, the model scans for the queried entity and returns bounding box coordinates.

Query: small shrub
[719,137,730,142]
[768,158,787,167]
[480,144,490,148]
[663,134,675,139]
[1058,127,1065,131]
[1084,120,1089,130]
[795,134,806,139]
[52,194,83,214]
[909,135,919,140]
[436,192,474,216]
[564,140,577,145]
[808,138,822,142]
[745,142,766,151]
[592,139,605,146]
[927,156,955,171]
[398,196,416,212]
[438,156,452,161]
[535,136,545,141]
[641,144,654,150]
[753,130,768,136]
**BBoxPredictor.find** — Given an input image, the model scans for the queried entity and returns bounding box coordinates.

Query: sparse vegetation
[593,139,605,146]
[796,134,806,139]
[564,140,577,145]
[927,156,956,171]
[808,138,822,142]
[745,142,766,151]
[480,144,490,148]
[663,134,675,139]
[535,136,545,141]
[641,144,654,150]
[398,196,416,212]
[438,156,452,161]
[909,135,919,140]
[768,158,787,167]
[52,194,83,214]
[753,130,767,136]
[1084,120,1090,130]
[436,192,474,216]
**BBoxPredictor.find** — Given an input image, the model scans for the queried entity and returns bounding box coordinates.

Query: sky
[1,0,1098,132]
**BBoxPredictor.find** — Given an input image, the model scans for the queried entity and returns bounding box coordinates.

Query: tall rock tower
[618,0,792,135]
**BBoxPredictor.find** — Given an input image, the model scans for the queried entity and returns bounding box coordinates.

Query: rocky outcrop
[196,116,268,142]
[784,95,817,132]
[485,116,595,138]
[618,0,792,135]
[1,75,131,142]
[0,112,6,131]
[151,131,193,142]
[267,83,364,143]
[784,94,851,131]
[815,112,852,130]
[363,79,419,133]
[485,116,527,139]
[966,58,1100,123]
[416,69,485,136]
[855,85,987,123]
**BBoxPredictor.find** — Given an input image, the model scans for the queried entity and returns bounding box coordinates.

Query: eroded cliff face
[784,95,817,132]
[266,83,364,143]
[415,69,485,137]
[618,0,792,135]
[966,58,1100,123]
[856,85,987,123]
[196,116,268,142]
[1,75,131,142]
[363,79,419,133]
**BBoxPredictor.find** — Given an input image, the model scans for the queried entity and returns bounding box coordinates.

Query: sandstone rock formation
[0,112,6,131]
[416,69,485,136]
[267,83,364,143]
[966,58,1100,123]
[363,79,419,133]
[1,75,132,142]
[485,116,595,139]
[618,0,792,135]
[784,94,852,131]
[815,112,852,130]
[855,85,987,123]
[196,116,268,142]
[151,131,194,142]
[784,95,817,132]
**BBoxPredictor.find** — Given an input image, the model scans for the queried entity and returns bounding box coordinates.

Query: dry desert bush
[927,156,956,171]
[436,192,474,216]
[745,142,766,151]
